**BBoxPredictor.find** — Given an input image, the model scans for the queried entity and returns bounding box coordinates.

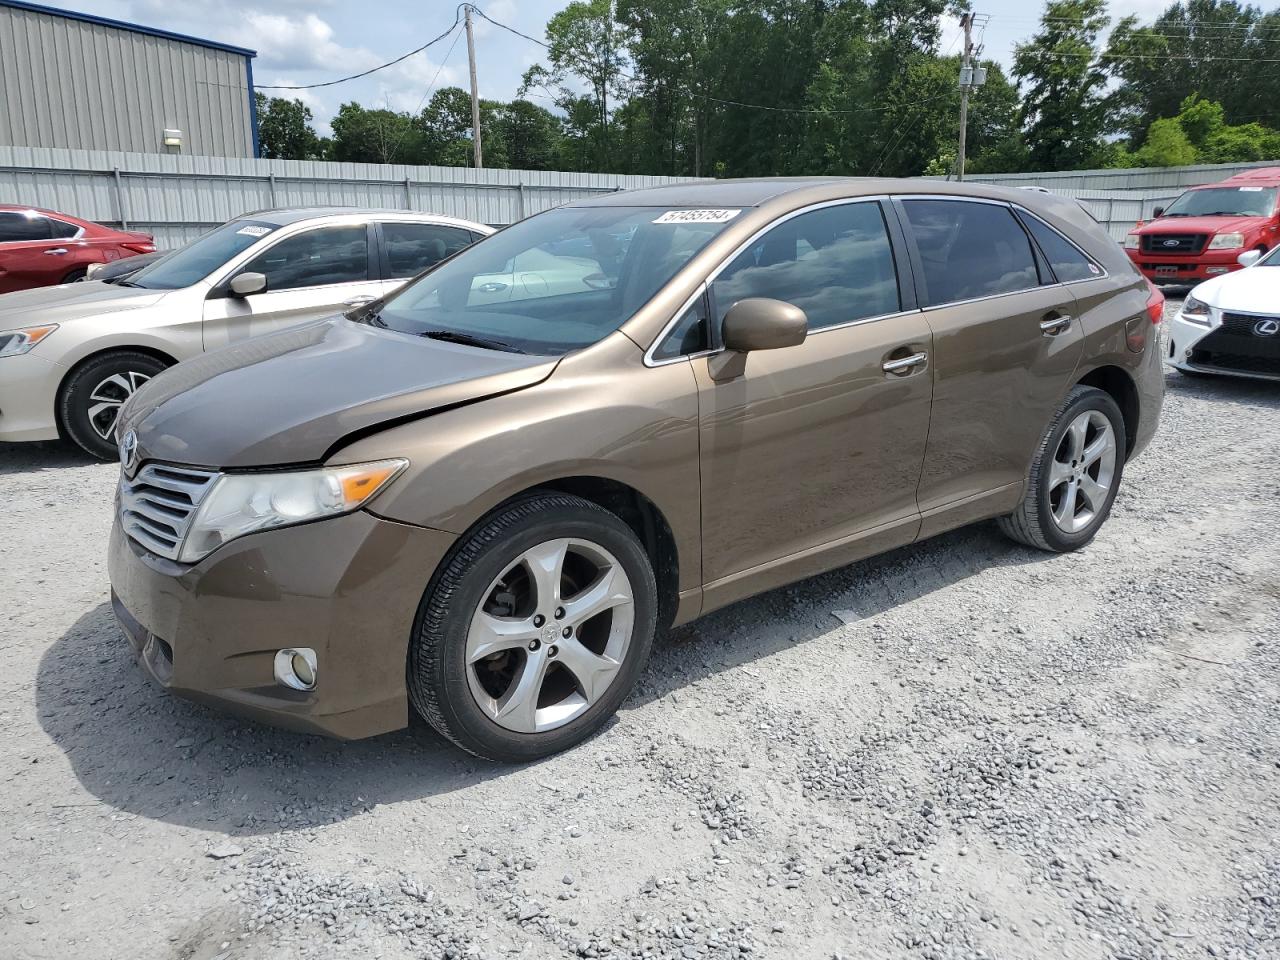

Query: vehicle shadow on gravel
[0,439,99,474]
[37,602,514,836]
[1163,368,1280,408]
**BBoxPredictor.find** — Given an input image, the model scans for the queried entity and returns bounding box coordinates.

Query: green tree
[1012,0,1112,171]
[329,102,425,164]
[254,93,324,160]
[492,100,566,170]
[1133,116,1198,166]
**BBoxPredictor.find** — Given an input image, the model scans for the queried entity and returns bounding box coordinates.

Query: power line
[257,12,463,90]
[386,22,464,164]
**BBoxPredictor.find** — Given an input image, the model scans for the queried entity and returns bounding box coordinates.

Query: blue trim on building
[0,0,257,57]
[246,57,261,158]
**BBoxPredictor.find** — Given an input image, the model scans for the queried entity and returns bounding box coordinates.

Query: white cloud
[231,11,383,72]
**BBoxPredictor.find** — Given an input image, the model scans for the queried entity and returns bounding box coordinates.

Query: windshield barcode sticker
[653,209,741,224]
[237,225,272,237]
[1240,186,1264,192]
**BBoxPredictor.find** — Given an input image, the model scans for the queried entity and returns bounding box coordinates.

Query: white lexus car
[1166,247,1280,381]
[0,208,492,458]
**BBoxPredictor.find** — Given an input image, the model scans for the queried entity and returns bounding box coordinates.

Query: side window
[902,200,1039,305]
[711,202,900,331]
[47,218,80,239]
[382,223,474,278]
[241,225,369,292]
[652,295,710,361]
[0,212,52,242]
[1020,213,1101,283]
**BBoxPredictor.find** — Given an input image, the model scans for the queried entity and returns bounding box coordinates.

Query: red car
[1124,167,1280,285]
[0,205,155,294]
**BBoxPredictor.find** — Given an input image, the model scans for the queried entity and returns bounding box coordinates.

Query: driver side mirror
[1238,249,1263,268]
[1152,206,1165,218]
[710,298,808,381]
[229,271,267,298]
[722,298,808,352]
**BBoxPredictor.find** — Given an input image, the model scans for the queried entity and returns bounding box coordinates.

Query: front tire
[408,493,658,762]
[998,385,1126,553]
[58,351,168,460]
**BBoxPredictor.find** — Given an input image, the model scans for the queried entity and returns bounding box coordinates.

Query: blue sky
[58,0,1173,136]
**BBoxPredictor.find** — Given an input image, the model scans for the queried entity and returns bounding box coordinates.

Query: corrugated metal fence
[2,147,1277,247]
[0,146,701,248]
[957,160,1280,240]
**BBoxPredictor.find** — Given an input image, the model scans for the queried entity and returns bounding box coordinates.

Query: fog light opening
[274,647,318,691]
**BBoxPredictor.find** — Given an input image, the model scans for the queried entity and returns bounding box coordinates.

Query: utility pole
[464,4,483,168]
[957,11,973,182]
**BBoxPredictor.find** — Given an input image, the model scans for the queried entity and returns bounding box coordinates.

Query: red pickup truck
[1124,167,1280,285]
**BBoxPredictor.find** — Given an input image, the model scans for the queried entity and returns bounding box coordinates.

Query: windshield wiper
[418,329,526,354]
[112,279,144,287]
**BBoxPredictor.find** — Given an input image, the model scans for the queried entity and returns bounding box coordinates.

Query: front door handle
[343,295,376,307]
[1040,313,1073,336]
[882,351,928,374]
[44,247,68,255]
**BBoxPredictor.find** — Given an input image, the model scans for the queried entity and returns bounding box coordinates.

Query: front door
[691,199,934,606]
[894,198,1084,521]
[202,223,383,350]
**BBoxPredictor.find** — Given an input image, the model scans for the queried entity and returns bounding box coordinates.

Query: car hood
[1190,265,1280,310]
[0,280,166,327]
[1139,215,1262,235]
[120,317,559,469]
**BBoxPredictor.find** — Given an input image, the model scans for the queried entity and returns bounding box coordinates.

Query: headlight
[0,324,58,358]
[179,459,408,563]
[1124,234,1140,250]
[1207,233,1245,250]
[1180,295,1212,326]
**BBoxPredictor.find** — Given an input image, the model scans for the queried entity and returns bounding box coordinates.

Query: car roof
[232,206,490,231]
[0,203,90,223]
[1221,167,1280,185]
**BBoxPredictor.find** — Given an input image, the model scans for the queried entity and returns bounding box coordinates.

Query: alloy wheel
[86,371,151,441]
[1047,409,1117,534]
[466,538,635,734]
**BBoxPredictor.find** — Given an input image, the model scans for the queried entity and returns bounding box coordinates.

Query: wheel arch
[1074,364,1139,459]
[495,475,682,633]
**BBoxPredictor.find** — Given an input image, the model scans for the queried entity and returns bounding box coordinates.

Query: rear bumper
[1125,248,1246,284]
[108,507,457,739]
[0,352,62,442]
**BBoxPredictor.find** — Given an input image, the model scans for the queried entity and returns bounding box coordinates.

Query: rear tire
[60,267,88,284]
[998,386,1126,553]
[58,351,168,460]
[408,493,658,762]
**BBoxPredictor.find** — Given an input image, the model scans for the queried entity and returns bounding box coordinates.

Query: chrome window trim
[0,212,84,244]
[643,195,899,367]
[1012,205,1110,284]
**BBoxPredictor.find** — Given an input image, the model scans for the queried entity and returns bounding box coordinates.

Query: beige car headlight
[0,324,58,358]
[179,459,407,563]
[1207,233,1245,250]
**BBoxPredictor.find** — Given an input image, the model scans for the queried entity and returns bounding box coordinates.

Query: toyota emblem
[119,429,138,473]
[1255,318,1280,337]
[1161,239,1180,248]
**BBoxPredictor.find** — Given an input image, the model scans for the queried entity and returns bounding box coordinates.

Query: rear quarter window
[1019,212,1102,283]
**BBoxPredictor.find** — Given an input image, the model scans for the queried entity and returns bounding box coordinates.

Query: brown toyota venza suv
[109,179,1164,761]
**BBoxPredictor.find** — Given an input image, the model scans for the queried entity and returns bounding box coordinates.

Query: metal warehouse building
[0,0,258,157]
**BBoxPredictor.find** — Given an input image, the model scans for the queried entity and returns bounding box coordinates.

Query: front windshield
[127,220,278,290]
[372,205,738,355]
[1162,186,1278,218]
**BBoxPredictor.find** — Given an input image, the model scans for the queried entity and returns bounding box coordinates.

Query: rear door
[686,198,934,604]
[202,222,382,350]
[376,221,476,298]
[893,197,1084,531]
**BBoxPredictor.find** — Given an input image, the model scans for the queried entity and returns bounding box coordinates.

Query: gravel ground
[3,304,1279,960]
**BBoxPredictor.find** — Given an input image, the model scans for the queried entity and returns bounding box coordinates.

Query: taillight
[122,242,155,254]
[1145,280,1165,324]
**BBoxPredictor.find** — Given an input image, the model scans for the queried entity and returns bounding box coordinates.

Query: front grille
[1141,233,1207,255]
[1190,321,1280,377]
[119,464,219,561]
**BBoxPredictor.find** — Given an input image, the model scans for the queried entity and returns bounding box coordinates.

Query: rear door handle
[1040,313,1073,335]
[44,248,68,255]
[882,351,928,374]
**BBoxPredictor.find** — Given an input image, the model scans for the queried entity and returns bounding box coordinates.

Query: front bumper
[1125,248,1246,284]
[108,507,457,739]
[0,352,63,442]
[1163,309,1280,381]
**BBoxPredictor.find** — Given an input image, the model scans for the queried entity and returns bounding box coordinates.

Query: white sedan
[1166,247,1280,381]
